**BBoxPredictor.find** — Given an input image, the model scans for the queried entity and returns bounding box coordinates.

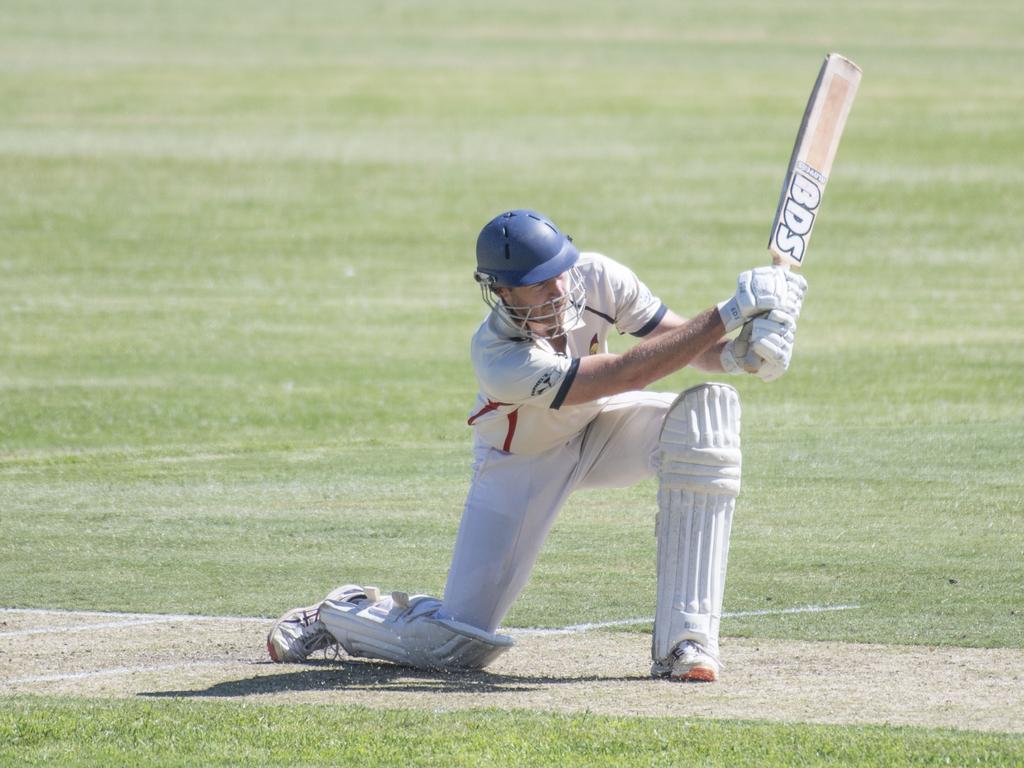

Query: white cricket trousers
[441,391,677,633]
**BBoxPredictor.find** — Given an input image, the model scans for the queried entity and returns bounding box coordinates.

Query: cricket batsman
[267,209,805,681]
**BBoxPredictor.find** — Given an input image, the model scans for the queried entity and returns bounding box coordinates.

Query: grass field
[3,698,1023,767]
[2,0,1023,764]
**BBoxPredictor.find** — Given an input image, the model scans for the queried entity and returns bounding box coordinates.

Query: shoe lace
[301,621,340,660]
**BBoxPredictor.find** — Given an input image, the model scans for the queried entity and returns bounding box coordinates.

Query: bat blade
[768,53,862,268]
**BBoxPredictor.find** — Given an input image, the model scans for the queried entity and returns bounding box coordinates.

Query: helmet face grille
[481,266,586,341]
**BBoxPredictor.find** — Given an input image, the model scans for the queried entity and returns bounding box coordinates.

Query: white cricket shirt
[467,252,667,455]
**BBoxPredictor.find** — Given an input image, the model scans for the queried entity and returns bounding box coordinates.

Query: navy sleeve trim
[550,358,580,410]
[584,306,615,324]
[630,303,668,338]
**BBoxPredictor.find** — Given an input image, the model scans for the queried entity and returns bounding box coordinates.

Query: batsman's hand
[717,266,807,333]
[720,310,797,382]
[719,333,750,374]
[749,310,797,381]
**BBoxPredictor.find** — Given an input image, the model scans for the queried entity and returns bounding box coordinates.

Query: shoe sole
[670,667,717,682]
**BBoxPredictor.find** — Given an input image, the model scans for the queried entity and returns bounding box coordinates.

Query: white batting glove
[717,266,807,333]
[719,334,749,374]
[720,310,798,380]
[748,310,798,382]
[750,309,797,345]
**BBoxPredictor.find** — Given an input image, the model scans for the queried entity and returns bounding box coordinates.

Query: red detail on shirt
[468,400,520,453]
[503,409,519,452]
[467,400,508,426]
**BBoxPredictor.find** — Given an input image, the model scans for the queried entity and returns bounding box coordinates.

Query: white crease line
[728,604,861,619]
[0,609,270,639]
[3,659,252,686]
[511,618,651,636]
[0,618,183,638]
[0,610,268,638]
[512,604,861,637]
[0,607,269,622]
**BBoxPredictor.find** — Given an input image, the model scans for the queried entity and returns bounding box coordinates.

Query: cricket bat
[768,53,862,268]
[738,54,861,371]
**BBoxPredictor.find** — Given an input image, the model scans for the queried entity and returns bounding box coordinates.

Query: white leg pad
[319,591,514,671]
[653,383,741,663]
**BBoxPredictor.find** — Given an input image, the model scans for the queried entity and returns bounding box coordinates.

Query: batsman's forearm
[561,308,725,405]
[618,307,726,384]
[689,340,729,373]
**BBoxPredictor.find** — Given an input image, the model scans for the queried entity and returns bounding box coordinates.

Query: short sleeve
[600,257,667,337]
[475,344,577,410]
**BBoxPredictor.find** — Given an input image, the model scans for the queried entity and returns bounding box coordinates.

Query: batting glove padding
[745,310,797,381]
[717,266,807,333]
[721,309,798,382]
[748,310,796,381]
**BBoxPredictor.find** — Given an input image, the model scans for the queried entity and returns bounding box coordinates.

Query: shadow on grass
[139,658,641,698]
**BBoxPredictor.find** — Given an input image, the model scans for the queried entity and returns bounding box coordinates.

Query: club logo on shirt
[531,369,564,397]
[589,334,599,355]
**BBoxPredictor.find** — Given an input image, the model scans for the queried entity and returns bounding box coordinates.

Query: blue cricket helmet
[474,209,579,288]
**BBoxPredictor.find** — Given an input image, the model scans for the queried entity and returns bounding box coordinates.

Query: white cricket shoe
[651,640,720,682]
[266,584,375,663]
